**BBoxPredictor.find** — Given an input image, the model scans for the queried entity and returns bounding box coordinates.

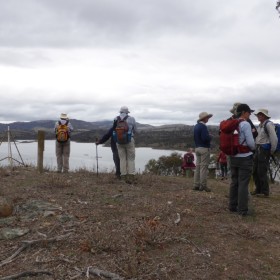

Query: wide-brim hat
[60,113,68,119]
[120,106,130,114]
[198,112,213,122]
[254,109,270,118]
[229,102,241,114]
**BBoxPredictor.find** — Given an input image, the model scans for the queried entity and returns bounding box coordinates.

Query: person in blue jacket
[96,120,121,178]
[193,111,213,192]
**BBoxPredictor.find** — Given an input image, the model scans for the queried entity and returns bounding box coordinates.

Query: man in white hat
[54,113,74,173]
[193,112,213,192]
[252,109,277,196]
[113,106,137,184]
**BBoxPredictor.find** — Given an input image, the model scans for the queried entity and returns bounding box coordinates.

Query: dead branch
[0,270,52,280]
[0,233,71,268]
[74,267,124,280]
[87,267,124,279]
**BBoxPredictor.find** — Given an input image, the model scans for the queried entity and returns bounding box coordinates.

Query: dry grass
[0,167,280,279]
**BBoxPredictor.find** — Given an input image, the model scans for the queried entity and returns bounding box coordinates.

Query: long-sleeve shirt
[193,122,212,148]
[99,124,117,152]
[114,113,137,137]
[255,120,278,153]
[54,119,74,136]
[234,119,255,157]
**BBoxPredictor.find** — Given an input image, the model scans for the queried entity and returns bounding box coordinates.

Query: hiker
[113,106,137,184]
[252,109,278,197]
[181,148,196,177]
[54,113,74,173]
[228,104,255,216]
[96,121,121,178]
[229,102,258,139]
[217,150,228,179]
[193,111,213,192]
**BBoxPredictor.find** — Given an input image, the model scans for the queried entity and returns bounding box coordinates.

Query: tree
[144,152,183,176]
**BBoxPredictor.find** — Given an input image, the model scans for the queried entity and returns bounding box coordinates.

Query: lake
[0,140,186,173]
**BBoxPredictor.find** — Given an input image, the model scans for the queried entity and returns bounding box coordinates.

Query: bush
[144,152,182,176]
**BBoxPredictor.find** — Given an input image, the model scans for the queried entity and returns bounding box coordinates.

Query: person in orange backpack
[54,113,74,173]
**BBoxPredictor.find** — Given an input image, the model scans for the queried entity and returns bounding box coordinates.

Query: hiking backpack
[263,121,280,151]
[113,116,131,144]
[56,120,69,143]
[185,153,193,164]
[219,119,250,155]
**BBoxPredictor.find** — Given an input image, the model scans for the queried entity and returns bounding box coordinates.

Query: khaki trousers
[193,147,210,189]
[117,138,135,176]
[56,140,70,172]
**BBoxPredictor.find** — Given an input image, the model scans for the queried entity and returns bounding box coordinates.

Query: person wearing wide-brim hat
[252,108,278,197]
[193,111,213,192]
[54,113,74,173]
[113,106,137,184]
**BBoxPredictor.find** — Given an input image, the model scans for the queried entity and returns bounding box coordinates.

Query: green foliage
[144,152,183,176]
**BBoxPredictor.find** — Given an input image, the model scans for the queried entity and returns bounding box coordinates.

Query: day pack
[185,153,193,164]
[113,116,131,144]
[56,120,69,143]
[263,121,280,151]
[219,119,250,155]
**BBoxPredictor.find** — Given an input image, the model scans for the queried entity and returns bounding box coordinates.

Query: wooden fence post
[37,130,45,173]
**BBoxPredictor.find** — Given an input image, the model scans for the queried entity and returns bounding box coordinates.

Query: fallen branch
[74,267,124,280]
[0,270,52,280]
[0,233,71,268]
[88,267,124,279]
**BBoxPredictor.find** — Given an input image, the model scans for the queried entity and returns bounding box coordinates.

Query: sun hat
[120,106,130,114]
[254,109,271,118]
[60,113,68,119]
[198,112,213,122]
[236,104,254,114]
[229,102,241,114]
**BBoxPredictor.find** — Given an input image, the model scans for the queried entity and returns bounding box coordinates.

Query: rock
[0,228,29,240]
[0,197,13,218]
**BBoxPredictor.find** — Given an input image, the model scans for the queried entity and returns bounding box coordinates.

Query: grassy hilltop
[0,167,279,279]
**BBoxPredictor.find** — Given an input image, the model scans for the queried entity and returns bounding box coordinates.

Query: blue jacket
[99,121,118,152]
[194,122,212,148]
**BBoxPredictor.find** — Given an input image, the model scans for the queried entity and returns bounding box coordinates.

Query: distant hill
[0,119,220,151]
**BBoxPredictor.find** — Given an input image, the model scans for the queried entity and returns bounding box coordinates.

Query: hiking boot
[251,190,260,195]
[263,193,269,197]
[229,207,237,213]
[199,187,211,192]
[192,187,200,191]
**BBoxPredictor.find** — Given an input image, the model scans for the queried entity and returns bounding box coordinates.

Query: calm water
[0,140,186,173]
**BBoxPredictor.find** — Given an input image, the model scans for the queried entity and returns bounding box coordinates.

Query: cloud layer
[0,0,280,125]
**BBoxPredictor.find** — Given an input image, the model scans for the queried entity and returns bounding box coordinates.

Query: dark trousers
[220,163,228,177]
[229,156,253,214]
[112,149,121,176]
[253,147,270,195]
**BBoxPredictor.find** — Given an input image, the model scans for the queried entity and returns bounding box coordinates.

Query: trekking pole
[95,137,99,177]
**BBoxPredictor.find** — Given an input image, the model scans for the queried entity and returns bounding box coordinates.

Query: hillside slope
[0,167,279,279]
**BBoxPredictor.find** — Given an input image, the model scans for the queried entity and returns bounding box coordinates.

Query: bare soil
[0,167,280,280]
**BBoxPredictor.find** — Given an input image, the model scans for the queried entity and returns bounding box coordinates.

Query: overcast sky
[0,0,280,125]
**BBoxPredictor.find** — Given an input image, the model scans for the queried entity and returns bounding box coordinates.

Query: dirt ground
[0,167,280,280]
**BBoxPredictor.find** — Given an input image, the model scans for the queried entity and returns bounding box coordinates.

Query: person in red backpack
[181,148,196,177]
[228,104,255,216]
[54,113,74,173]
[217,150,228,179]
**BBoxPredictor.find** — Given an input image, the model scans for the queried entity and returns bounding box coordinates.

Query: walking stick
[95,137,99,177]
